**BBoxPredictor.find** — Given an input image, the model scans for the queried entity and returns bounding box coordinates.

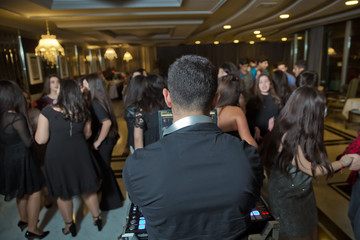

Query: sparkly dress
[267,161,317,238]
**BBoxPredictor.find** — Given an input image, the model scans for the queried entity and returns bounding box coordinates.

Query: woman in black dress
[123,75,146,153]
[134,74,167,150]
[82,73,124,211]
[260,86,355,240]
[0,80,49,239]
[246,74,281,143]
[35,79,102,236]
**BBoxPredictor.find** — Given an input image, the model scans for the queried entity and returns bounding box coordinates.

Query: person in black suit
[124,55,264,240]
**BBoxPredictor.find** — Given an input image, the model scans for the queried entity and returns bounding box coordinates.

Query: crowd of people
[1,55,360,240]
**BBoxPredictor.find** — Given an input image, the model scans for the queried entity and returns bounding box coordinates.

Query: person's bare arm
[134,126,144,150]
[93,119,111,150]
[35,113,49,144]
[294,146,353,176]
[84,120,92,140]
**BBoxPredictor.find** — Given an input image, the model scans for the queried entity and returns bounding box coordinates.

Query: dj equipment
[119,197,279,240]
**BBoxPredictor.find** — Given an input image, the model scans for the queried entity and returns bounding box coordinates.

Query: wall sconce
[104,48,118,61]
[123,51,133,62]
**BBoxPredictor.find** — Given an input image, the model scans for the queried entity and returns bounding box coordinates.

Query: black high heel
[62,221,76,237]
[18,220,28,231]
[25,230,49,239]
[93,216,102,231]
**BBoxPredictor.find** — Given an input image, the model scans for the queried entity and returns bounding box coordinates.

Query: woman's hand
[339,154,355,168]
[93,140,101,150]
[254,127,262,141]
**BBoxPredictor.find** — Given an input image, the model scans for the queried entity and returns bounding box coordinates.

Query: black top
[134,108,161,147]
[0,112,43,200]
[246,94,279,137]
[91,99,118,141]
[124,122,263,240]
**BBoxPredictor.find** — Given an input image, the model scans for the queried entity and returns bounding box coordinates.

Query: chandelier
[35,21,64,65]
[104,48,118,61]
[123,51,133,62]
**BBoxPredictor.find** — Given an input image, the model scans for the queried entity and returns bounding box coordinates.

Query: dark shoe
[18,220,28,231]
[25,230,49,239]
[62,221,76,237]
[93,216,102,231]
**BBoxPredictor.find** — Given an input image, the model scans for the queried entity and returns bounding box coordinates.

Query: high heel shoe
[25,230,50,239]
[62,221,76,237]
[93,216,102,231]
[18,220,28,231]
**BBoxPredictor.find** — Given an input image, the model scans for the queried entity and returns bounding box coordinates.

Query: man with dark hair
[124,55,263,240]
[250,57,269,80]
[277,62,296,88]
[239,58,254,94]
[293,60,307,77]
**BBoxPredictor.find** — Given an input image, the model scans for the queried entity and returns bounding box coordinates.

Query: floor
[0,100,358,240]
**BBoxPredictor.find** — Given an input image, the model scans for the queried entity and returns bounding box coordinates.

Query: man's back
[124,122,263,240]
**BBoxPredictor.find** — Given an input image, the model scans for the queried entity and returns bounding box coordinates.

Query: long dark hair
[217,74,243,107]
[260,86,333,178]
[138,74,166,113]
[271,70,292,105]
[42,74,60,95]
[0,80,31,132]
[253,74,282,109]
[56,79,90,122]
[85,73,118,137]
[123,75,146,113]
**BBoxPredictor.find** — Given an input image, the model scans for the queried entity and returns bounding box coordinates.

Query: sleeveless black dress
[41,106,101,199]
[0,112,43,201]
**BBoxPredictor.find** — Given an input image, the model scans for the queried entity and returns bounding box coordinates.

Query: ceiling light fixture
[214,41,219,45]
[260,37,266,41]
[223,25,231,29]
[253,30,261,34]
[345,0,358,5]
[256,34,262,38]
[123,51,133,62]
[195,41,201,44]
[104,48,118,61]
[233,40,239,43]
[35,20,64,65]
[249,41,255,44]
[297,36,303,40]
[279,14,290,19]
[281,37,287,41]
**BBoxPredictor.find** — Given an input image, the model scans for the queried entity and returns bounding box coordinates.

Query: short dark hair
[167,55,217,112]
[295,60,307,70]
[238,58,249,66]
[296,71,318,87]
[219,61,238,75]
[257,57,268,63]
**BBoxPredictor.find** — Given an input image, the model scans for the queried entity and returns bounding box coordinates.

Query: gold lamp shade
[104,48,118,61]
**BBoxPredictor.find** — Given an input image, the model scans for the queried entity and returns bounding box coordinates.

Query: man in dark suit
[124,55,264,240]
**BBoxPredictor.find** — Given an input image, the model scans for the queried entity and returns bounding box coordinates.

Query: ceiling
[0,0,359,47]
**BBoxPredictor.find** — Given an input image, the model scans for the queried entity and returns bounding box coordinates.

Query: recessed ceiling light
[281,37,287,41]
[195,41,201,44]
[253,30,261,34]
[260,37,266,41]
[214,41,219,45]
[256,34,262,38]
[249,41,255,44]
[297,36,303,40]
[345,0,358,5]
[233,40,239,43]
[223,25,231,30]
[279,14,290,19]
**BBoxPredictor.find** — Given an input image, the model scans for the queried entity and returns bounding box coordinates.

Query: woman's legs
[26,191,42,234]
[57,198,74,232]
[81,191,100,220]
[16,196,29,223]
